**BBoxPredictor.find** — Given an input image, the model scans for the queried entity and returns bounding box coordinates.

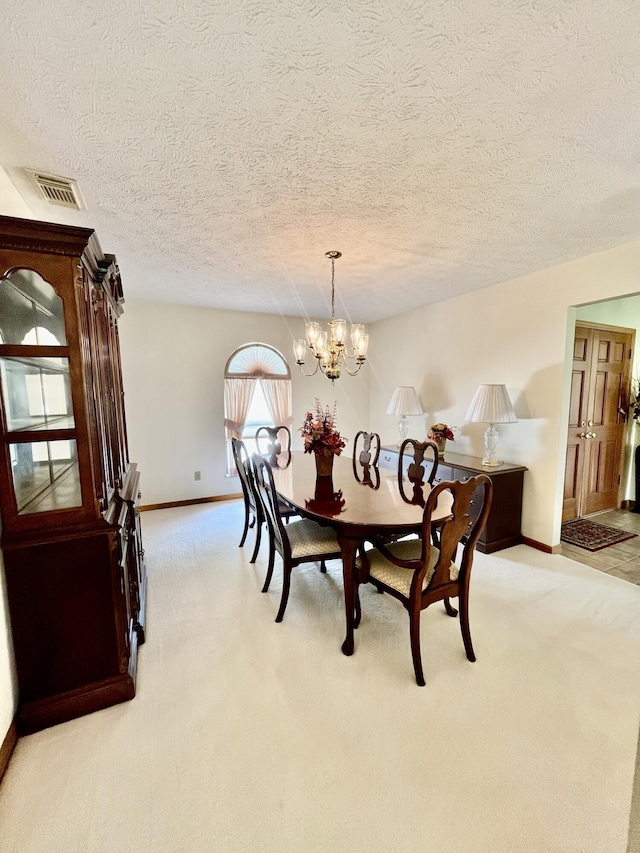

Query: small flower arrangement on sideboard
[427,423,455,457]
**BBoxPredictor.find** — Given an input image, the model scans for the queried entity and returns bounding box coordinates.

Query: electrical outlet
[194,471,201,481]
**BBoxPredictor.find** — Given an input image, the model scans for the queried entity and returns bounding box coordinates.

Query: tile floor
[561,509,640,583]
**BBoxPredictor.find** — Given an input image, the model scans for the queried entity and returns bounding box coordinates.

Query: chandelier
[293,251,369,382]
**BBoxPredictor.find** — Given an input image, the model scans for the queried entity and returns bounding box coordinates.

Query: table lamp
[386,386,424,447]
[465,384,517,467]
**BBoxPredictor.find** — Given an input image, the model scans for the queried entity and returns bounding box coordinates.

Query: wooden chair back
[255,425,292,465]
[398,439,440,505]
[352,431,381,488]
[353,431,381,467]
[231,437,258,516]
[417,476,493,595]
[253,454,289,560]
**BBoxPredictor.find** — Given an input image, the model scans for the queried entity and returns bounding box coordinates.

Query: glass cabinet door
[0,356,75,432]
[0,268,67,346]
[0,268,81,517]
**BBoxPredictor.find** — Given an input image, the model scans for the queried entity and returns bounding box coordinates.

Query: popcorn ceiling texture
[0,0,639,322]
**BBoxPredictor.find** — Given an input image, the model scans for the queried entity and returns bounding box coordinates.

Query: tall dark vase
[634,444,640,513]
[315,453,334,477]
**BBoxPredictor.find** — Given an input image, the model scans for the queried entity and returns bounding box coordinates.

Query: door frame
[562,319,635,522]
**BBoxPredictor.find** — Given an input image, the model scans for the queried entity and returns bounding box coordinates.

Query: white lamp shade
[465,384,517,424]
[386,386,424,416]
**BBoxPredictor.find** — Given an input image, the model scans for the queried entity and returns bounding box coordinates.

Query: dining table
[270,451,454,657]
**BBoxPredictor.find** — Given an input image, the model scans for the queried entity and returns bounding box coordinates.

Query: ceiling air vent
[26,170,85,210]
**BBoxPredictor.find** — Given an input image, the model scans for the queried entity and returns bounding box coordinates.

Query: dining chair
[253,454,343,623]
[357,475,493,686]
[352,431,381,488]
[353,431,381,467]
[231,437,263,562]
[398,439,440,496]
[232,438,296,564]
[255,425,292,465]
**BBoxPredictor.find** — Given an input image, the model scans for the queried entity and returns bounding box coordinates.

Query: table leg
[338,535,359,656]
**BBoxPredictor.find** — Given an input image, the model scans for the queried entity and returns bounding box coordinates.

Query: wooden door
[563,325,633,522]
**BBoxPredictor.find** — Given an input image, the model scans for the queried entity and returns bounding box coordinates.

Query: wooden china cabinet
[0,215,146,734]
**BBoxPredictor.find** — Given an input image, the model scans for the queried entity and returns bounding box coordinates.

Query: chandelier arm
[296,360,320,377]
[342,361,365,377]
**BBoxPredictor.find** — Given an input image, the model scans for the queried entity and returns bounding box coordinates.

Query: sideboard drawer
[432,464,454,483]
[379,448,398,470]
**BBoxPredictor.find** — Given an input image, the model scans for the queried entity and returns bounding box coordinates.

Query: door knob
[587,420,594,427]
[579,432,587,439]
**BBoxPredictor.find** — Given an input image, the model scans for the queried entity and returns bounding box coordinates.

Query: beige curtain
[261,378,292,431]
[224,377,256,475]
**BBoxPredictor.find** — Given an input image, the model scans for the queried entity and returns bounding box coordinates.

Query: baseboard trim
[522,536,562,554]
[19,673,136,735]
[140,494,242,512]
[0,717,18,783]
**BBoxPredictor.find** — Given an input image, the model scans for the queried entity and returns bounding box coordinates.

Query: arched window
[224,343,291,475]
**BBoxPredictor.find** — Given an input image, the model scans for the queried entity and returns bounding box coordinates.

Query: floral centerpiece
[300,399,346,457]
[300,400,346,478]
[427,423,455,457]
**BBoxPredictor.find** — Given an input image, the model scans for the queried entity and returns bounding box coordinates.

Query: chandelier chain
[331,258,335,320]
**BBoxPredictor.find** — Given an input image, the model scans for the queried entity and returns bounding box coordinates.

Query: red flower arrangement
[300,400,346,457]
[427,423,455,443]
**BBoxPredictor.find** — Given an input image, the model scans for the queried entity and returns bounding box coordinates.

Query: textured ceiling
[1,0,639,323]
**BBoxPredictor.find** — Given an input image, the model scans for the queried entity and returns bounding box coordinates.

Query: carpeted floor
[1,501,640,852]
[561,518,638,551]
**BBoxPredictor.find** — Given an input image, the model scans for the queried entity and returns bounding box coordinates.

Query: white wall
[368,241,640,548]
[118,301,371,505]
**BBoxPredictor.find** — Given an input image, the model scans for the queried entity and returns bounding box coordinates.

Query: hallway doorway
[562,322,634,523]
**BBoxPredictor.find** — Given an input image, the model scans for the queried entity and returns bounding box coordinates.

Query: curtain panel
[224,377,256,475]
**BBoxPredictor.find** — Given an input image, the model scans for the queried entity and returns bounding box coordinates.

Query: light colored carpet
[1,500,640,853]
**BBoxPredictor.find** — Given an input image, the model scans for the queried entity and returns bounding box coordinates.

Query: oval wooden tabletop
[270,451,453,536]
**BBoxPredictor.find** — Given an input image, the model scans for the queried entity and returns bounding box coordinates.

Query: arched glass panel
[225,343,290,378]
[0,268,66,345]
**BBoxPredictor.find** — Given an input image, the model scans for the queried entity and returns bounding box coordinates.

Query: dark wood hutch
[0,215,145,734]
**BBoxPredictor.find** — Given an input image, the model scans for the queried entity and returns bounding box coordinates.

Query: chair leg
[275,564,292,623]
[261,542,275,593]
[320,559,327,573]
[459,589,476,662]
[238,504,250,547]
[354,584,361,628]
[409,604,425,686]
[250,519,262,563]
[443,597,458,617]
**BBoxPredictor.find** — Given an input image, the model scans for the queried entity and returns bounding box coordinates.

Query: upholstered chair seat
[361,540,458,598]
[286,517,340,560]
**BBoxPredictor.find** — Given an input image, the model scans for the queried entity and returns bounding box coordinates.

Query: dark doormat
[561,519,637,552]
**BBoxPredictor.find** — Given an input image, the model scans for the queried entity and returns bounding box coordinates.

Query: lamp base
[396,415,409,447]
[481,423,502,467]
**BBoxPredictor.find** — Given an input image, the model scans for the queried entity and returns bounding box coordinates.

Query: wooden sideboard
[379,445,526,553]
